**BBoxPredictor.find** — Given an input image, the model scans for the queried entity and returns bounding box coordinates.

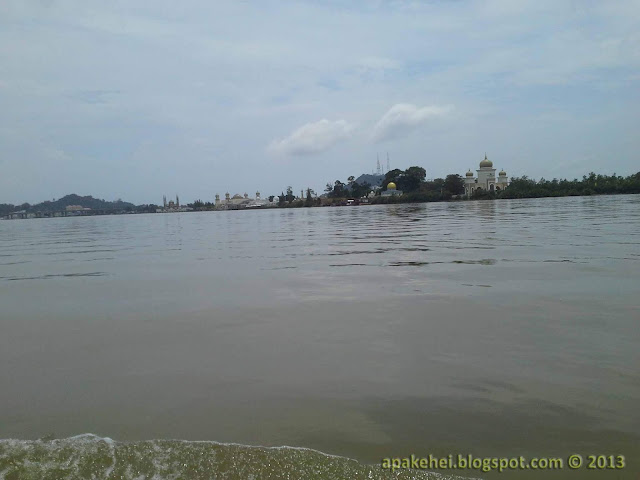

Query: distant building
[3,210,27,220]
[215,191,277,209]
[381,182,403,197]
[65,205,90,212]
[158,195,189,212]
[64,205,92,216]
[464,154,509,196]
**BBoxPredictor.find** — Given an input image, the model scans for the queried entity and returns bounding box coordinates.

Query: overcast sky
[1,0,639,205]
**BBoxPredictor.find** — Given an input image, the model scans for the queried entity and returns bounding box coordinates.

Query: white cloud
[371,103,452,142]
[268,119,355,156]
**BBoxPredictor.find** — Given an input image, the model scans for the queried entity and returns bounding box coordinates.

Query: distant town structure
[464,154,509,196]
[65,205,91,213]
[158,195,190,212]
[381,182,403,197]
[214,191,277,210]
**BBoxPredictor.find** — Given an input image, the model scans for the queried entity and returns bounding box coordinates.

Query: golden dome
[466,170,474,177]
[479,154,493,168]
[387,182,397,190]
[499,170,507,176]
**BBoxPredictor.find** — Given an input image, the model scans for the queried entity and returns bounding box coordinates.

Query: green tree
[402,166,427,192]
[331,180,346,198]
[285,186,295,202]
[422,178,444,193]
[0,203,16,216]
[305,188,316,206]
[351,181,371,198]
[381,167,426,192]
[382,169,403,189]
[443,174,465,195]
[325,183,334,195]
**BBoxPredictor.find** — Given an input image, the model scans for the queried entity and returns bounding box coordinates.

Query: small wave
[0,434,475,480]
[451,259,496,265]
[389,261,431,267]
[329,263,371,267]
[389,259,496,267]
[5,272,108,281]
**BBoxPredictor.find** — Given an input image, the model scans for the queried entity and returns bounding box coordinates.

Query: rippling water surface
[1,195,639,479]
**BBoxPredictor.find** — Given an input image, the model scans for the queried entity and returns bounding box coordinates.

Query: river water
[1,195,638,479]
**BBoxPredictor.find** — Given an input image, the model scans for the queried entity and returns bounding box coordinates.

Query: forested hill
[0,194,136,215]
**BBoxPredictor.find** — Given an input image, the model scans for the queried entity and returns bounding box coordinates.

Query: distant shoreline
[3,170,639,219]
[4,191,639,220]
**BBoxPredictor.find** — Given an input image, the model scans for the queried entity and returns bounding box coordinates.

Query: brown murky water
[1,195,639,479]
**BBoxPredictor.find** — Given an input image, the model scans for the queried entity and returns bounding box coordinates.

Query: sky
[1,0,639,205]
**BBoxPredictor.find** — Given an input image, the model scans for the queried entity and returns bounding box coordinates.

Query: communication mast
[387,153,390,173]
[376,153,381,175]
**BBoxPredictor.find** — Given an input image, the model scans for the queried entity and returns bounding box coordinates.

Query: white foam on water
[0,434,479,480]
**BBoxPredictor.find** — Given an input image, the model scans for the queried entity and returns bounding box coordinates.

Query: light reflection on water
[0,195,639,479]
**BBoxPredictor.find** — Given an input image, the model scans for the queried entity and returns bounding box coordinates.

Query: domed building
[464,154,509,196]
[157,194,190,212]
[381,181,403,197]
[214,190,277,209]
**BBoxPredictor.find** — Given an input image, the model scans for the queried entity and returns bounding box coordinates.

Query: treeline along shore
[2,170,640,218]
[272,169,640,208]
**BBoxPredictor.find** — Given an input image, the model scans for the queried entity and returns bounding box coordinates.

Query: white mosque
[214,191,277,209]
[464,154,509,196]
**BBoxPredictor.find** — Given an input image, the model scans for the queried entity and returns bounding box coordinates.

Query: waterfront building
[65,205,91,213]
[157,195,189,212]
[381,182,403,197]
[464,154,509,196]
[65,205,92,216]
[215,191,277,209]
